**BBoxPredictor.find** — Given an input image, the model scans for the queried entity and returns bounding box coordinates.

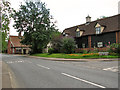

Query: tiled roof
[9,36,30,48]
[63,14,120,37]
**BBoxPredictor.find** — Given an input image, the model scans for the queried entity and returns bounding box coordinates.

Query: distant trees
[0,0,13,52]
[12,1,58,54]
[97,16,107,20]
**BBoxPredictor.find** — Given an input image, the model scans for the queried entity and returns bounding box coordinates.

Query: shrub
[107,43,120,54]
[48,48,54,54]
[51,37,62,53]
[82,50,88,54]
[61,37,76,54]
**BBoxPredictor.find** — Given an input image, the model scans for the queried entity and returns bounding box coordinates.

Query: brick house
[62,14,120,52]
[7,35,31,54]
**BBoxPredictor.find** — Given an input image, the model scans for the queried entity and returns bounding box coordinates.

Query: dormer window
[95,23,105,34]
[76,28,84,37]
[76,31,80,37]
[96,27,101,34]
[65,34,68,37]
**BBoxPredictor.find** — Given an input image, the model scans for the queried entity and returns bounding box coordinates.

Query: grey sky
[9,0,119,35]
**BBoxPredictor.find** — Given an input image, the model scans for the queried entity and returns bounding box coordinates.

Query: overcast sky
[9,0,119,35]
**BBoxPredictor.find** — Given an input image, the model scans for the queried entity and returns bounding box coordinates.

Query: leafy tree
[61,37,76,54]
[0,0,13,52]
[12,1,57,54]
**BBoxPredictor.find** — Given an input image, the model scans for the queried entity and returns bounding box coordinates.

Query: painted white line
[18,61,23,62]
[7,62,13,64]
[103,66,118,72]
[9,72,14,88]
[27,61,32,63]
[37,64,50,69]
[61,73,106,88]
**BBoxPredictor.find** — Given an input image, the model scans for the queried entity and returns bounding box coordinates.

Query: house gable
[95,23,105,34]
[76,28,84,37]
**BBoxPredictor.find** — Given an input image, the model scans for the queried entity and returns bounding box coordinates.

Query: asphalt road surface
[2,54,119,88]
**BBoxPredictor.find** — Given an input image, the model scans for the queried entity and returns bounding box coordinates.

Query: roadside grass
[32,53,120,59]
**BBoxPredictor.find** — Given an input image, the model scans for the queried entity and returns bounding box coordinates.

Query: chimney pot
[86,15,91,23]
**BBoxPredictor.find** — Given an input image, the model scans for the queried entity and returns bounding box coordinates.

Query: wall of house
[119,31,120,43]
[75,31,117,52]
[75,36,88,48]
[7,39,12,54]
[91,32,116,48]
[7,39,10,54]
[116,31,120,43]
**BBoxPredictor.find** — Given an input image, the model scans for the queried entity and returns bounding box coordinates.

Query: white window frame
[97,42,103,48]
[75,44,78,48]
[96,27,101,34]
[76,31,80,37]
[65,34,68,36]
[82,43,85,48]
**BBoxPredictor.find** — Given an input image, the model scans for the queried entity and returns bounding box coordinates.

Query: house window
[97,42,103,48]
[75,44,78,48]
[65,34,68,36]
[96,27,101,34]
[63,32,65,36]
[82,43,85,48]
[16,48,22,53]
[76,31,80,37]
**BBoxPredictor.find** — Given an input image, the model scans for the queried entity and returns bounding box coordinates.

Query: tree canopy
[12,1,58,54]
[0,0,13,52]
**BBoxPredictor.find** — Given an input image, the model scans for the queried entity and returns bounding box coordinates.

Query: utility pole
[0,0,2,54]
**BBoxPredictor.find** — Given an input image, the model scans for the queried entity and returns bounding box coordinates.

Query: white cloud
[10,0,119,35]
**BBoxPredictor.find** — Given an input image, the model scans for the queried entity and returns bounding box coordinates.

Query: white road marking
[37,64,50,69]
[7,61,13,64]
[61,73,106,88]
[9,72,14,88]
[7,60,24,64]
[27,61,32,63]
[103,66,118,72]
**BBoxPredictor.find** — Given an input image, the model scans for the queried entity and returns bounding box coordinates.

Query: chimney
[86,15,91,23]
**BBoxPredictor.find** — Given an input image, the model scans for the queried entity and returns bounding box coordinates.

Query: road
[2,54,119,88]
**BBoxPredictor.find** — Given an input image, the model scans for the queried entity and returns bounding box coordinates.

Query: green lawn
[32,53,120,59]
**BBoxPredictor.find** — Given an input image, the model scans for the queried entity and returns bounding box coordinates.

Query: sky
[9,0,120,35]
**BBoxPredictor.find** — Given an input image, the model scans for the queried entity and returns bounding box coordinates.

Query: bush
[82,50,88,54]
[61,37,76,54]
[51,37,62,53]
[48,48,54,54]
[107,43,120,54]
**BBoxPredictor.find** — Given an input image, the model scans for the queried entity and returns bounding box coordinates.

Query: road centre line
[37,64,50,69]
[61,73,106,88]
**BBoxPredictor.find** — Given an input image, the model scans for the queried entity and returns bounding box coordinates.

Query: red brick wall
[116,31,120,43]
[88,36,91,48]
[7,39,11,54]
[7,39,13,54]
[118,31,120,43]
[75,47,108,53]
[116,32,118,43]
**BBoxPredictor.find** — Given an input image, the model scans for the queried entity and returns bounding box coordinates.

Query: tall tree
[0,0,13,52]
[12,1,57,54]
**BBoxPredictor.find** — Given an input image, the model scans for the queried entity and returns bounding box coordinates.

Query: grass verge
[32,53,120,59]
